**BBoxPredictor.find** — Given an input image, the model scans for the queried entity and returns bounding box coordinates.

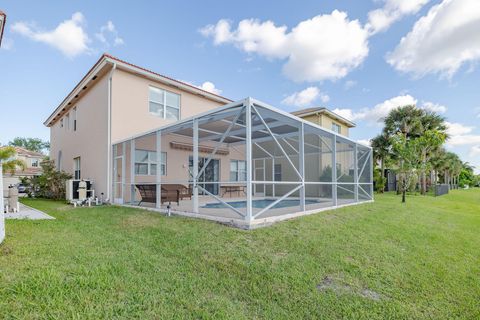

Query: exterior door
[254,159,265,196]
[113,156,124,204]
[189,156,220,195]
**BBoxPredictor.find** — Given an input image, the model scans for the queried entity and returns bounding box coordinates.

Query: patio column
[130,139,135,205]
[193,119,199,213]
[332,135,337,206]
[245,99,253,222]
[299,123,305,211]
[354,143,359,203]
[370,148,374,198]
[156,130,161,209]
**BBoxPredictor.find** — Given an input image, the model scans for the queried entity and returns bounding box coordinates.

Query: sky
[1,0,479,173]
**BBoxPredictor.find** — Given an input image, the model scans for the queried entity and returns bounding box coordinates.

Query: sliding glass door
[188,156,220,195]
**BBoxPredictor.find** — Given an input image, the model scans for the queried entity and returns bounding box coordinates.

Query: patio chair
[162,184,192,201]
[135,184,180,206]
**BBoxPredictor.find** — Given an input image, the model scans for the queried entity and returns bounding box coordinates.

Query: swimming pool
[202,199,321,209]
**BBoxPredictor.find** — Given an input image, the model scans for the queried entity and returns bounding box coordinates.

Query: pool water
[202,199,320,209]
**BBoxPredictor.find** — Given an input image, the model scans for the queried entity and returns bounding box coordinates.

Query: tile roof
[1,146,46,158]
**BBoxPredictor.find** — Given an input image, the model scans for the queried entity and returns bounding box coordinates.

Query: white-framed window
[274,164,282,181]
[230,160,246,181]
[31,159,39,167]
[66,113,70,130]
[149,86,180,120]
[135,150,166,176]
[332,123,341,134]
[74,157,81,179]
[73,107,77,131]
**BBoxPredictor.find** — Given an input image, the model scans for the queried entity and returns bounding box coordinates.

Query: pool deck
[121,195,372,229]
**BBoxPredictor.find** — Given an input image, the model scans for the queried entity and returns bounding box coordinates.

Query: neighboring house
[0,10,6,47]
[1,147,44,190]
[45,54,232,201]
[291,107,355,137]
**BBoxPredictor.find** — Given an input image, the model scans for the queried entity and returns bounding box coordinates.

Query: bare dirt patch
[317,276,384,301]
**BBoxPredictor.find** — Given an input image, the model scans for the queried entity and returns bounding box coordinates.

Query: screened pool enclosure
[112,98,373,228]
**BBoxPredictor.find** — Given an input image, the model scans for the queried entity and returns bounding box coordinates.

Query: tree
[371,133,391,193]
[381,106,448,194]
[416,130,447,195]
[9,137,50,154]
[383,105,424,139]
[0,146,26,175]
[390,133,421,203]
[22,159,72,200]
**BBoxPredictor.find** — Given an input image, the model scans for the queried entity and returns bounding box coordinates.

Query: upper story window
[149,86,180,121]
[332,123,341,134]
[31,159,39,167]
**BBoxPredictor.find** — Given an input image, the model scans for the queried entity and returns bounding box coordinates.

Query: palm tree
[416,130,447,195]
[383,105,424,139]
[0,146,26,217]
[371,133,391,192]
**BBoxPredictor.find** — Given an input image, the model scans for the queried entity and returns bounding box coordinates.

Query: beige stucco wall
[49,66,228,200]
[50,73,109,196]
[111,68,226,143]
[301,114,350,137]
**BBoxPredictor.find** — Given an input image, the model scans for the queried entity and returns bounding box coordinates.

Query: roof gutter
[43,57,110,126]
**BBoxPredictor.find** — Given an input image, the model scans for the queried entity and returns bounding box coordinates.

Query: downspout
[106,62,117,202]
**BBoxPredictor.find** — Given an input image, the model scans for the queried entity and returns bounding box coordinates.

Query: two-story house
[2,147,44,191]
[46,54,368,209]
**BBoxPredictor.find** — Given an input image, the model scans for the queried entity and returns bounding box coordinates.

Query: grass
[1,190,480,319]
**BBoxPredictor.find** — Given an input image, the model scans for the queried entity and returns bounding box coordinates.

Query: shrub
[22,159,72,200]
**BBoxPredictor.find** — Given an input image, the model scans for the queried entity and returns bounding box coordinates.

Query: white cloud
[95,20,124,47]
[282,87,330,107]
[333,94,417,124]
[319,93,330,103]
[446,121,474,136]
[332,95,448,126]
[344,80,357,90]
[366,0,430,34]
[11,12,90,58]
[421,101,447,114]
[200,11,369,82]
[447,134,480,146]
[387,0,480,78]
[469,145,480,157]
[199,81,222,95]
[445,121,480,148]
[357,139,371,146]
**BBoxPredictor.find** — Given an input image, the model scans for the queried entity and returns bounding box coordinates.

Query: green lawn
[1,190,480,319]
